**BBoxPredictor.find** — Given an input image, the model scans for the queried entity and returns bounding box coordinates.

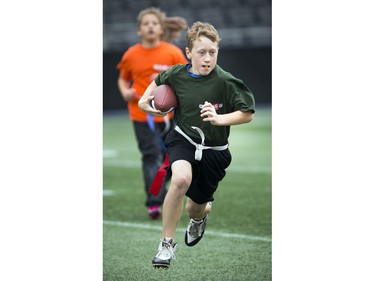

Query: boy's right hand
[122,88,143,102]
[122,88,136,101]
[138,95,167,116]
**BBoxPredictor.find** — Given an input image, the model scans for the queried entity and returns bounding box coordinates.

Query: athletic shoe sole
[184,229,205,247]
[152,258,170,269]
[153,263,170,269]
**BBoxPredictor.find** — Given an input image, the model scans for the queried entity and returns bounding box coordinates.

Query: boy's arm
[117,77,141,101]
[138,81,167,116]
[200,101,254,126]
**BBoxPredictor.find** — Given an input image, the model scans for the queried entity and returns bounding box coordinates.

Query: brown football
[151,84,178,113]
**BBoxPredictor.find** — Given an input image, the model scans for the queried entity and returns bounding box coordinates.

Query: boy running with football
[138,21,255,268]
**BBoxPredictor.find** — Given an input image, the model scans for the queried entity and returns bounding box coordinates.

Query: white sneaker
[184,216,208,247]
[152,237,177,269]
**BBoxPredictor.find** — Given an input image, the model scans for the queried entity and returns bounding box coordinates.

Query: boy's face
[185,36,219,76]
[138,14,163,42]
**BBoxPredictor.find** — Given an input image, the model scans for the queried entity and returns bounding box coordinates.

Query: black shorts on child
[165,129,232,204]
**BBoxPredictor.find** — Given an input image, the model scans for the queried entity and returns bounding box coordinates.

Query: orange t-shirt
[116,41,188,122]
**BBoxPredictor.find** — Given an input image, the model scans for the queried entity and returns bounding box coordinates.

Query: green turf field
[103,106,272,280]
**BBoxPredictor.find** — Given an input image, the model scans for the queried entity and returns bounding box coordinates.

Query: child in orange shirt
[116,7,188,219]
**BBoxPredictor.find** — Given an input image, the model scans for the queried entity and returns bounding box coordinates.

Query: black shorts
[165,129,232,204]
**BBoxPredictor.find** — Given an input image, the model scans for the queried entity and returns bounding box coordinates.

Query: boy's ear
[185,47,191,59]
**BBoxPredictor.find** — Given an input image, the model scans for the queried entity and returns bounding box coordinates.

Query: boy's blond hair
[137,7,166,29]
[186,22,221,51]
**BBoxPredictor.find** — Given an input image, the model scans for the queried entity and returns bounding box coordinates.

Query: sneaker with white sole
[184,216,208,246]
[152,237,177,269]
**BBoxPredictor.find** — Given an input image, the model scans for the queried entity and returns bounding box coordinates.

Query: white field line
[103,190,114,196]
[103,149,118,158]
[103,220,271,242]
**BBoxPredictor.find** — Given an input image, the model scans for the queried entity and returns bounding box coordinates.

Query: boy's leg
[161,160,192,237]
[185,198,210,220]
[183,149,231,246]
[132,121,166,213]
[152,160,192,268]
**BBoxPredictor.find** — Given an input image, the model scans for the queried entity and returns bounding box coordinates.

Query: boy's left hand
[200,101,220,125]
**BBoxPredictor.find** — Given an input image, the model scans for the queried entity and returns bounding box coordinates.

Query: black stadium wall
[103,47,271,111]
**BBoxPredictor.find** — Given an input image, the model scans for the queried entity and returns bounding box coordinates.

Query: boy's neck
[141,39,161,49]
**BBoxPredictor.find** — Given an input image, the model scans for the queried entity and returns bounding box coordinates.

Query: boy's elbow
[244,112,254,123]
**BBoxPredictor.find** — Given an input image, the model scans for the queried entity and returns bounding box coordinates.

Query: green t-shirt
[155,64,255,145]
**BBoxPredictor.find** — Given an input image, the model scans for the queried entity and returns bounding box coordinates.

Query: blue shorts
[165,129,232,204]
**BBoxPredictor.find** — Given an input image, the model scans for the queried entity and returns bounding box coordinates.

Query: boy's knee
[172,173,191,189]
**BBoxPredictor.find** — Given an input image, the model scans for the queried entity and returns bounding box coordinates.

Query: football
[150,84,178,113]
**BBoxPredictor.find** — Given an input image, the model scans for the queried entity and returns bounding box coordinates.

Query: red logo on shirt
[199,103,223,110]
